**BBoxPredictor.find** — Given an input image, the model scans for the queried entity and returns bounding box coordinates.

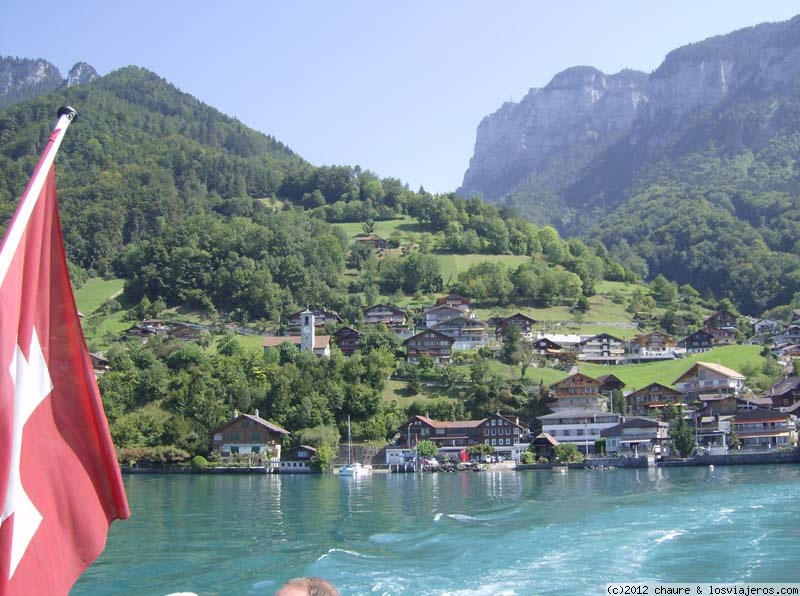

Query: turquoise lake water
[71,465,800,595]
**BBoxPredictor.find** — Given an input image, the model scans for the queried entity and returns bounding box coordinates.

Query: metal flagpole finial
[57,105,77,122]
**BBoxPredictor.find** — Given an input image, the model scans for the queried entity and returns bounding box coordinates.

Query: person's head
[274,577,339,596]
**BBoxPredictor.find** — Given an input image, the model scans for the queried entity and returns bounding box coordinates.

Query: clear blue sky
[1,1,798,193]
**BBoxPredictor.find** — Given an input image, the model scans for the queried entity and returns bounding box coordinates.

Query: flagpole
[0,106,77,287]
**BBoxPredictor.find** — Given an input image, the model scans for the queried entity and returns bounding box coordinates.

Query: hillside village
[190,292,800,471]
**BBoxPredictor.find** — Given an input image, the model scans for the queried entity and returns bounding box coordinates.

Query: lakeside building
[731,409,798,449]
[210,410,289,461]
[537,409,621,455]
[385,413,530,464]
[600,417,669,455]
[279,445,317,474]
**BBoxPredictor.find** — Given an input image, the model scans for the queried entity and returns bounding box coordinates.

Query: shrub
[191,455,209,471]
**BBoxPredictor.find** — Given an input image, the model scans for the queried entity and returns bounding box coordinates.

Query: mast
[347,415,352,465]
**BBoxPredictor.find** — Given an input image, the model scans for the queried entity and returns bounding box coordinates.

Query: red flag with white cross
[0,107,129,595]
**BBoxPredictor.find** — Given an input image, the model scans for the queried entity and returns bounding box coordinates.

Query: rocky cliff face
[459,15,800,202]
[458,66,648,200]
[0,56,98,109]
[67,62,99,87]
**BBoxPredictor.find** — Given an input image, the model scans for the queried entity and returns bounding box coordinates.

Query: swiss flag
[0,115,129,595]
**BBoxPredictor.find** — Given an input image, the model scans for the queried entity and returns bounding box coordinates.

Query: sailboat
[339,415,372,477]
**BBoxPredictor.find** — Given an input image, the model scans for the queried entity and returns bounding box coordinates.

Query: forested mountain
[459,15,800,314]
[0,66,304,274]
[0,65,630,326]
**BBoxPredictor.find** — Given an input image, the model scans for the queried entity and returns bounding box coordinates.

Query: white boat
[339,416,372,477]
[339,461,372,477]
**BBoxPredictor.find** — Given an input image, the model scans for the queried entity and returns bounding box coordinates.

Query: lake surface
[71,465,800,595]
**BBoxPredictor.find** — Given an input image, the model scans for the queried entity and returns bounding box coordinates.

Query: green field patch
[435,253,531,285]
[333,216,417,240]
[74,278,125,315]
[579,344,765,392]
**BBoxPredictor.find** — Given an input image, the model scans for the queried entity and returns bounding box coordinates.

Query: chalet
[629,331,675,353]
[770,325,800,347]
[362,304,408,327]
[532,432,559,460]
[766,377,800,411]
[532,337,563,356]
[403,329,455,364]
[476,413,529,453]
[705,326,736,346]
[703,309,738,330]
[679,329,714,353]
[355,235,388,249]
[386,413,529,464]
[537,334,583,350]
[168,325,204,341]
[673,362,745,398]
[494,313,537,339]
[771,344,800,360]
[210,410,289,459]
[549,372,606,411]
[288,307,342,328]
[89,352,110,375]
[596,374,626,395]
[400,415,481,449]
[624,383,684,418]
[538,409,621,455]
[754,319,781,336]
[600,417,669,455]
[331,326,362,357]
[279,445,318,474]
[695,414,733,451]
[431,316,488,350]
[424,304,472,328]
[578,333,625,364]
[792,309,800,324]
[732,410,798,449]
[696,394,770,416]
[436,294,471,307]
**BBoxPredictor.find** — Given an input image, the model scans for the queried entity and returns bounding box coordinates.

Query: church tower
[300,308,315,352]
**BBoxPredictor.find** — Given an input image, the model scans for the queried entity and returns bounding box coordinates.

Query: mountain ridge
[458,14,800,314]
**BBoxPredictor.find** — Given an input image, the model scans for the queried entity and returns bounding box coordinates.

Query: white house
[537,409,621,455]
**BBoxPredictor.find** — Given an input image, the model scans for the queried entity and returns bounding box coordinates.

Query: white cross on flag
[0,108,129,595]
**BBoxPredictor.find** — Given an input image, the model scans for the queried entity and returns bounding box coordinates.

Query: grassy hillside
[580,344,765,392]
